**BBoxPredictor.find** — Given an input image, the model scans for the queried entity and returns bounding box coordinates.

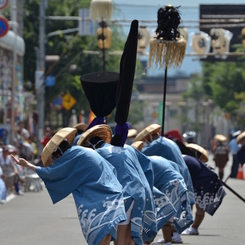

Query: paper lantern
[137,26,150,53]
[179,27,188,42]
[190,31,211,55]
[213,29,233,57]
[210,28,225,49]
[90,0,113,21]
[97,26,112,50]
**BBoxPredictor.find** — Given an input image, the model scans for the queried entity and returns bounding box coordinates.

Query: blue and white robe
[142,137,195,206]
[36,146,126,245]
[148,155,193,233]
[125,145,177,234]
[96,143,158,244]
[183,155,227,215]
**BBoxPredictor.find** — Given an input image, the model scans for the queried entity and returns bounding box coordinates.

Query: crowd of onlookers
[0,121,53,205]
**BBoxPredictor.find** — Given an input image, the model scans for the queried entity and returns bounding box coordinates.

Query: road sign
[62,93,76,111]
[78,8,95,36]
[51,97,63,110]
[0,16,9,38]
[0,0,9,10]
[45,75,56,87]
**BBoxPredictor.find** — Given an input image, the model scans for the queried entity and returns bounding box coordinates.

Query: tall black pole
[102,18,105,72]
[161,66,168,136]
[221,180,245,203]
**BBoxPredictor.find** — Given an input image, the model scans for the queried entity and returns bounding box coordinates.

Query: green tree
[202,61,245,128]
[23,0,144,128]
[181,73,206,136]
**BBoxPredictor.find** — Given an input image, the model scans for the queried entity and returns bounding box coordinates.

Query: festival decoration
[137,26,150,53]
[148,5,186,134]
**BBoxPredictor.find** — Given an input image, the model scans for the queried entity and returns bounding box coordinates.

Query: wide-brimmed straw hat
[77,124,112,147]
[134,124,161,142]
[186,143,209,162]
[237,131,245,144]
[127,129,138,138]
[214,134,227,142]
[73,123,88,132]
[41,127,77,167]
[131,141,144,151]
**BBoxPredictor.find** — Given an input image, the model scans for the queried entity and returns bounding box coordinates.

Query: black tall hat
[80,71,119,117]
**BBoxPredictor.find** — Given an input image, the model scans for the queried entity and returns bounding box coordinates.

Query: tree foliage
[202,61,245,127]
[23,0,144,127]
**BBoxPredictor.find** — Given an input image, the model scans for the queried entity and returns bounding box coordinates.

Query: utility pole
[36,0,46,153]
[10,0,18,145]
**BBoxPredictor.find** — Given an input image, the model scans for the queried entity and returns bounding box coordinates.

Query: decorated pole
[148,5,186,135]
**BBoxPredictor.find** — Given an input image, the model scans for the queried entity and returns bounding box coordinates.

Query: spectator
[26,135,38,160]
[213,134,229,180]
[18,140,33,161]
[228,130,241,178]
[0,145,22,195]
[0,165,7,204]
[40,127,52,148]
[16,121,30,142]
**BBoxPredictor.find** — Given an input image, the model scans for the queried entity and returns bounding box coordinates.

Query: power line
[115,3,198,9]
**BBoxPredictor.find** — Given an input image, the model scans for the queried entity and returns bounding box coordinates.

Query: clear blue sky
[112,0,245,77]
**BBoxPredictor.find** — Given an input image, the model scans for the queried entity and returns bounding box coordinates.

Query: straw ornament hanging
[148,5,186,69]
[90,0,113,21]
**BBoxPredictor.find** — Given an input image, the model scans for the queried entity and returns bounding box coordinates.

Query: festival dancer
[181,143,226,235]
[131,141,193,245]
[77,124,177,245]
[11,127,126,245]
[134,124,195,243]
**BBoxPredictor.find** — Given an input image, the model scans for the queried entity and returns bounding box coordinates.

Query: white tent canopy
[0,30,25,57]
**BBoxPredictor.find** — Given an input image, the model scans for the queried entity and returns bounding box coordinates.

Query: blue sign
[0,16,9,38]
[45,75,56,87]
[0,128,8,144]
[51,97,63,110]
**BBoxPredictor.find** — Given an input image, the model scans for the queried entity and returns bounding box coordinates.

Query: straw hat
[73,123,88,132]
[131,141,144,151]
[186,143,209,162]
[134,124,161,142]
[214,134,227,142]
[41,127,77,167]
[237,131,245,144]
[127,129,138,138]
[77,124,112,147]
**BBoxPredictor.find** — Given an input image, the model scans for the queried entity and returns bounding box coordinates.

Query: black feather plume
[155,5,181,41]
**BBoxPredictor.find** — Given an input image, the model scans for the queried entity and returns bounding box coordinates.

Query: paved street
[0,153,245,245]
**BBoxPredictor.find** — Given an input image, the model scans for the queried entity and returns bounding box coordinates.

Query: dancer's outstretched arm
[11,155,36,172]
